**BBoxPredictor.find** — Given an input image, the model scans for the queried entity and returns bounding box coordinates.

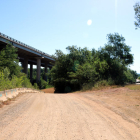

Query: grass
[82,80,121,91]
[81,82,140,92]
[125,84,140,90]
[92,85,120,91]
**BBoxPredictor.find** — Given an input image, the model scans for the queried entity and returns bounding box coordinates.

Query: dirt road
[0,92,140,140]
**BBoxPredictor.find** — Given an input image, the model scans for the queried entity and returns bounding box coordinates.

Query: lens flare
[87,20,92,25]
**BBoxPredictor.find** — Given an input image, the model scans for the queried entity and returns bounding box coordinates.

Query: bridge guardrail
[0,32,54,60]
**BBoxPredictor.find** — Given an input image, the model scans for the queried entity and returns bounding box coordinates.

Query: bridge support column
[21,62,24,72]
[36,58,41,82]
[30,63,33,83]
[44,63,48,81]
[48,66,52,83]
[23,57,28,75]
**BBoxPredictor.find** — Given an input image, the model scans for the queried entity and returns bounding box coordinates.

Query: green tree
[50,33,134,92]
[124,69,137,83]
[134,2,140,29]
[0,44,35,90]
[97,33,134,84]
[103,33,133,65]
[0,43,21,77]
[50,46,108,92]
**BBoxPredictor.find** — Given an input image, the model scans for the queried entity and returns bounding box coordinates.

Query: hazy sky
[0,0,140,72]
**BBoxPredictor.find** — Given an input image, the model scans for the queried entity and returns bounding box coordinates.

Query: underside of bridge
[0,35,55,82]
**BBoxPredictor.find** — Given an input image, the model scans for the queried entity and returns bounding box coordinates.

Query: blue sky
[0,0,140,72]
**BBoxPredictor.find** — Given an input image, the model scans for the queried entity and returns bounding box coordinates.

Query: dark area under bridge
[0,32,55,82]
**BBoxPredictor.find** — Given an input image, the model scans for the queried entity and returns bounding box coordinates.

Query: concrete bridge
[0,32,55,82]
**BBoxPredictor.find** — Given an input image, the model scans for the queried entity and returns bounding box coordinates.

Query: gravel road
[0,92,140,140]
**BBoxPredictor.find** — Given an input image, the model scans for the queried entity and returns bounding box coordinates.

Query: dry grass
[91,85,121,91]
[80,85,140,126]
[125,84,140,90]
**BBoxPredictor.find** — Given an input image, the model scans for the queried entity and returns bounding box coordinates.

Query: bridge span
[0,32,55,82]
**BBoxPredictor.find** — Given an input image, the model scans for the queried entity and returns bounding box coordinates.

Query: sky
[0,0,140,72]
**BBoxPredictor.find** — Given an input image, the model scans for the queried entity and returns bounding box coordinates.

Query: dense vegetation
[0,44,34,91]
[0,43,52,91]
[50,33,138,93]
[0,67,33,91]
[27,68,52,89]
[0,33,138,92]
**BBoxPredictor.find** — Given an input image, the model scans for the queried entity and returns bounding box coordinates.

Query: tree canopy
[134,2,140,29]
[0,43,34,90]
[0,43,21,77]
[50,33,136,93]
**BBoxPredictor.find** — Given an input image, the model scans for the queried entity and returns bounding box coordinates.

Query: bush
[22,75,33,88]
[38,78,48,89]
[82,80,115,91]
[124,69,136,84]
[82,83,94,91]
[107,78,115,85]
[0,68,33,91]
[50,33,135,92]
[34,83,39,89]
[95,80,108,87]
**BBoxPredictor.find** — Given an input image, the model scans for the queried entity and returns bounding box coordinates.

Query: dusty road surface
[0,90,140,140]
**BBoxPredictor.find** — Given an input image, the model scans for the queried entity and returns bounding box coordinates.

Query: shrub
[0,68,33,91]
[38,78,48,89]
[22,76,33,88]
[82,83,94,91]
[94,80,109,87]
[34,83,39,89]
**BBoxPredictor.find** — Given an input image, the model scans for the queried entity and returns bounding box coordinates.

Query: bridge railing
[0,32,54,60]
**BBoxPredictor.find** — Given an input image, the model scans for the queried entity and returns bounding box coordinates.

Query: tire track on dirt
[0,92,140,140]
